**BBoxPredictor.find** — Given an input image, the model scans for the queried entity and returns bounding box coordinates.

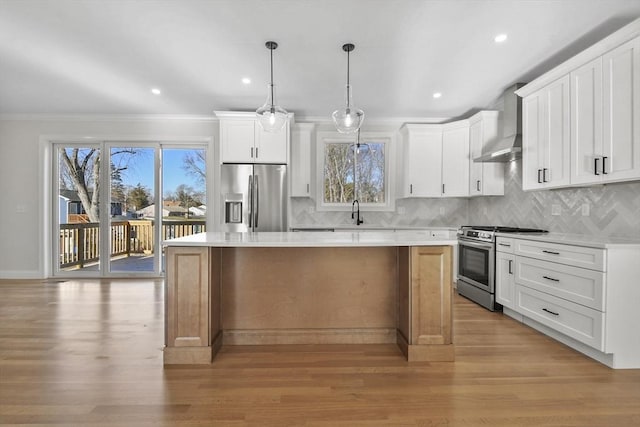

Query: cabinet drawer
[496,237,514,253]
[515,284,604,350]
[514,239,605,271]
[515,257,605,310]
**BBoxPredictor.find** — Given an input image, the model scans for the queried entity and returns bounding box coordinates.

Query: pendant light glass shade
[332,43,364,134]
[256,41,288,132]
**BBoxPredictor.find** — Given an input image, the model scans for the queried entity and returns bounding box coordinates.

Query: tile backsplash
[469,160,640,239]
[291,160,640,238]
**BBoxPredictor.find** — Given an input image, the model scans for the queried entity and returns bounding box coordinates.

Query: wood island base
[164,244,454,364]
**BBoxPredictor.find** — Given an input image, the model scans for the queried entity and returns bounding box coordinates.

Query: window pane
[355,142,385,203]
[323,143,354,203]
[323,140,385,204]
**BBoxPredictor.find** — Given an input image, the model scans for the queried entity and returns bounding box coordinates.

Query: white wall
[0,116,218,279]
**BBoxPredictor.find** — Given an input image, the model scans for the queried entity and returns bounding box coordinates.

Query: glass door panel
[56,146,102,274]
[161,148,207,271]
[108,146,156,274]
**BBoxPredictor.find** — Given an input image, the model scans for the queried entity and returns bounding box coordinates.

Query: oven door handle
[458,238,494,250]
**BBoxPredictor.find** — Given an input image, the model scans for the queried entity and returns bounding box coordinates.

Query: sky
[110,147,205,198]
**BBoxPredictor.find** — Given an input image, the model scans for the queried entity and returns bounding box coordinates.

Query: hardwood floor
[1,279,639,426]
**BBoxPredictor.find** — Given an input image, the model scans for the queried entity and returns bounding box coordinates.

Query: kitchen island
[163,231,457,364]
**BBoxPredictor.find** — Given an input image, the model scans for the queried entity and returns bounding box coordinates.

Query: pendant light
[332,43,364,134]
[256,41,288,132]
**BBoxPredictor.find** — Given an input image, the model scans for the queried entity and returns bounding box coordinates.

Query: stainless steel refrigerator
[220,164,287,232]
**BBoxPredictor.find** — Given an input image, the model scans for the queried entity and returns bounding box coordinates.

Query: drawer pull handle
[542,275,559,282]
[498,243,511,247]
[508,259,513,275]
[542,308,559,316]
[542,250,560,255]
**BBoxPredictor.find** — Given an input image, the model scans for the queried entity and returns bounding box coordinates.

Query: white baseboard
[0,270,44,280]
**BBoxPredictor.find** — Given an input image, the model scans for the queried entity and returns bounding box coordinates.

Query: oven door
[458,237,495,293]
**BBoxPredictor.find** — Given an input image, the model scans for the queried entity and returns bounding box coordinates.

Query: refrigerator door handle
[254,175,259,228]
[248,175,253,228]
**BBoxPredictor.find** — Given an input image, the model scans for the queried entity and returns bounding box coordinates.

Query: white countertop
[496,231,640,249]
[289,225,455,231]
[164,231,458,248]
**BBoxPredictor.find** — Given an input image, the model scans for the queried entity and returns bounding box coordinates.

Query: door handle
[542,275,559,282]
[248,175,253,228]
[254,175,259,228]
[442,183,445,194]
[410,184,413,194]
[542,308,559,316]
[594,157,600,175]
[602,156,608,174]
[476,180,480,192]
[542,250,560,255]
[255,147,259,159]
[508,259,513,274]
[251,147,254,158]
[537,169,542,183]
[543,168,548,183]
[306,183,310,194]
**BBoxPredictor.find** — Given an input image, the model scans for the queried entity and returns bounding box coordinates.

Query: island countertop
[163,230,458,248]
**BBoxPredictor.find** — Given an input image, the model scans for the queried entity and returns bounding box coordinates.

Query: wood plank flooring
[1,279,639,426]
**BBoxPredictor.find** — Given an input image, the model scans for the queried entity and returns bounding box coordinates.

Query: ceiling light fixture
[332,43,364,134]
[494,34,508,43]
[256,41,288,132]
[433,92,442,99]
[151,88,161,95]
[242,77,251,85]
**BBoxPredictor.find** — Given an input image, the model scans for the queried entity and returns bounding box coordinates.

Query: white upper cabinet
[290,123,314,197]
[601,37,640,182]
[522,75,571,190]
[518,18,640,190]
[441,122,470,197]
[217,111,289,164]
[468,111,504,196]
[400,124,442,197]
[571,37,640,185]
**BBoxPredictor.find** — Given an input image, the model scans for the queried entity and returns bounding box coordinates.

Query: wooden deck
[1,279,639,425]
[66,255,157,272]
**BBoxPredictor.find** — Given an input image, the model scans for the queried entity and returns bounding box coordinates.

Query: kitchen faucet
[351,199,363,226]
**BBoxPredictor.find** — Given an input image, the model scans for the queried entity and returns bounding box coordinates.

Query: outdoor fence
[59,220,206,269]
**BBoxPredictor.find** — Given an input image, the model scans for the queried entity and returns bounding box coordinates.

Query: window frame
[315,130,395,212]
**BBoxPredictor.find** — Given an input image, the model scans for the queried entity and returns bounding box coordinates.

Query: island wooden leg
[164,246,220,364]
[397,246,454,362]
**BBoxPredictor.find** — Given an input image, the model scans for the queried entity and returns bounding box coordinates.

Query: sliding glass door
[53,142,208,277]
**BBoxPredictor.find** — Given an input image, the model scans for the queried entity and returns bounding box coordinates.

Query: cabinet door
[495,252,515,309]
[405,129,443,197]
[221,119,256,163]
[570,57,603,185]
[442,126,470,197]
[602,36,640,182]
[468,120,483,196]
[290,124,313,197]
[255,123,288,164]
[544,75,571,188]
[522,90,546,190]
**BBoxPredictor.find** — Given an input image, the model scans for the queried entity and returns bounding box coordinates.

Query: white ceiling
[1,0,639,121]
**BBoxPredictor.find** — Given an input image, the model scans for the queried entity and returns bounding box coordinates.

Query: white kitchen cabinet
[468,111,504,196]
[400,124,442,197]
[217,111,289,164]
[290,123,314,197]
[441,121,470,197]
[504,235,640,368]
[601,36,640,183]
[571,37,640,185]
[495,250,516,310]
[522,75,571,190]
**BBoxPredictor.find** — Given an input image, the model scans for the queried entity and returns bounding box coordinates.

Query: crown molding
[0,113,217,122]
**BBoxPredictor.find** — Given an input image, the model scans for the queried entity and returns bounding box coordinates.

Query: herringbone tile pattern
[291,161,640,238]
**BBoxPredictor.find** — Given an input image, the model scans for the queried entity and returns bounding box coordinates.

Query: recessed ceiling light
[242,77,251,85]
[494,34,508,43]
[151,88,161,95]
[433,92,442,99]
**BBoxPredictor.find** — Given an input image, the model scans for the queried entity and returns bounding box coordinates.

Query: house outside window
[316,131,395,211]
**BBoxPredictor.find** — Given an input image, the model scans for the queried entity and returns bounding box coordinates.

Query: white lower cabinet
[502,235,640,368]
[514,284,604,350]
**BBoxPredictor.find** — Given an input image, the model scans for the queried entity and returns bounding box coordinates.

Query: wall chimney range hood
[474,83,526,163]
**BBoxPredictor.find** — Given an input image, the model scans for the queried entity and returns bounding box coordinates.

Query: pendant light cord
[270,46,274,106]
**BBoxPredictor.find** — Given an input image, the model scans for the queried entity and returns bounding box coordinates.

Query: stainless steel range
[457,226,547,311]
